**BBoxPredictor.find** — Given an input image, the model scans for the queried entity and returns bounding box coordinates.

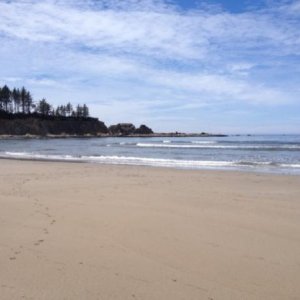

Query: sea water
[0,135,300,174]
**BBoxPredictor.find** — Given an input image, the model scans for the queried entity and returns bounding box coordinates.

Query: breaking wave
[136,143,300,150]
[1,152,300,171]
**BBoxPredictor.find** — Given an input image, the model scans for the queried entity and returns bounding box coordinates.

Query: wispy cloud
[0,0,299,133]
[1,0,299,58]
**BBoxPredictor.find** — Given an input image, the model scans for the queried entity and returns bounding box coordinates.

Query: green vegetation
[0,85,89,118]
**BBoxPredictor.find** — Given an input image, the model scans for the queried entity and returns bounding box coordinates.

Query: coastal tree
[0,84,91,119]
[25,91,33,114]
[35,98,52,116]
[0,86,3,111]
[20,87,27,114]
[56,105,67,117]
[12,88,21,113]
[66,102,73,116]
[76,105,83,117]
[75,104,89,118]
[83,104,89,118]
[0,85,11,113]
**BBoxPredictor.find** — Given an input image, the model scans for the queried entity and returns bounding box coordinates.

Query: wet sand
[0,159,300,299]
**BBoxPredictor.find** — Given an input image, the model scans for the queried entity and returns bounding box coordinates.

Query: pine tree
[36,98,52,116]
[1,85,11,113]
[20,87,27,114]
[12,88,21,113]
[0,86,2,111]
[66,102,73,116]
[76,105,82,117]
[25,91,33,114]
[0,85,92,119]
[83,104,89,118]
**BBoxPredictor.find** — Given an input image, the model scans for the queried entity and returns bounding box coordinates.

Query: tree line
[0,85,89,118]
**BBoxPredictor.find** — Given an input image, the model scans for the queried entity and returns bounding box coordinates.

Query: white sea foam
[281,163,300,168]
[2,152,80,161]
[1,151,300,171]
[82,155,234,168]
[136,143,213,148]
[136,143,300,150]
[0,151,236,168]
[191,141,217,144]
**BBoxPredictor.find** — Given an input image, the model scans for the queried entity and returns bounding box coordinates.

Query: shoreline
[0,156,299,176]
[1,159,300,299]
[0,155,300,176]
[0,133,228,139]
[0,157,295,177]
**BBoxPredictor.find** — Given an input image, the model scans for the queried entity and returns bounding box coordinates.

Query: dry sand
[0,159,300,300]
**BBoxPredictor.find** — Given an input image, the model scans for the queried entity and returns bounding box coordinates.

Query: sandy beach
[0,159,300,300]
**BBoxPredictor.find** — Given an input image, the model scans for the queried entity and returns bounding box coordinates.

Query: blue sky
[176,0,267,12]
[0,0,300,133]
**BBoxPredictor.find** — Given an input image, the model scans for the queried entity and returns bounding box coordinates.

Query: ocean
[1,135,300,174]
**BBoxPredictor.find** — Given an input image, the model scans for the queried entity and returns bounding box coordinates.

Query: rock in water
[108,123,136,135]
[108,123,153,136]
[134,125,153,134]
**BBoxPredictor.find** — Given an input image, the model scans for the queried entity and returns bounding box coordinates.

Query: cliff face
[0,116,108,136]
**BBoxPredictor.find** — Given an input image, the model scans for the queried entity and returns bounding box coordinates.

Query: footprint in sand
[9,245,23,260]
[34,239,44,246]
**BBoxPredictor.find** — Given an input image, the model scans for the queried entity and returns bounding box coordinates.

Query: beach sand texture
[1,159,300,300]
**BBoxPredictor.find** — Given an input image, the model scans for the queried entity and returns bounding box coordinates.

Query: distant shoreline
[1,109,226,138]
[0,133,228,139]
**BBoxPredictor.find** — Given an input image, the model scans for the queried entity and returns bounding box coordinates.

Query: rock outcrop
[134,124,153,135]
[108,123,154,136]
[108,123,136,136]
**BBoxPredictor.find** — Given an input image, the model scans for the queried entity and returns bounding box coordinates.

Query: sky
[0,0,300,134]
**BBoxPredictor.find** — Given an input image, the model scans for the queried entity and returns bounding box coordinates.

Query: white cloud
[1,0,299,60]
[0,0,299,132]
